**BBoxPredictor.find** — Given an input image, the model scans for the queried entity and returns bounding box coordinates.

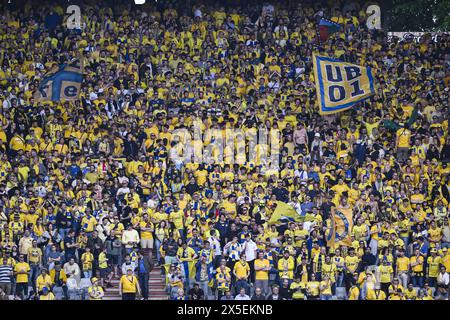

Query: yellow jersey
[120,275,138,293]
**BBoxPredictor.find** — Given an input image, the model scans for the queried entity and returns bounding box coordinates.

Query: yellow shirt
[169,210,184,229]
[254,258,270,280]
[321,263,337,282]
[306,281,320,296]
[14,262,30,283]
[98,252,108,269]
[88,285,105,300]
[352,224,368,241]
[396,128,411,148]
[177,247,196,261]
[367,289,386,300]
[36,274,53,291]
[28,247,42,264]
[233,260,250,279]
[320,280,332,295]
[81,252,94,270]
[140,221,154,240]
[396,257,410,273]
[278,257,295,279]
[379,264,394,283]
[348,286,360,300]
[345,255,360,273]
[290,281,305,299]
[81,215,97,232]
[120,275,139,293]
[427,256,441,277]
[405,288,417,300]
[410,256,424,273]
[443,254,450,273]
[39,292,56,300]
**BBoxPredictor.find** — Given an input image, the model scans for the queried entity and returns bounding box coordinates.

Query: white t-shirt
[244,240,257,261]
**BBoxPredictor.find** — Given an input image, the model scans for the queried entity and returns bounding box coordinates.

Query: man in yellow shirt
[14,254,30,299]
[344,247,360,291]
[139,213,154,257]
[395,124,411,162]
[410,248,425,287]
[119,268,141,300]
[378,258,394,295]
[352,218,369,242]
[278,250,295,282]
[254,251,270,296]
[81,210,97,236]
[27,240,42,292]
[290,276,306,300]
[81,246,94,280]
[427,248,441,287]
[395,249,410,289]
[404,283,418,300]
[233,253,250,295]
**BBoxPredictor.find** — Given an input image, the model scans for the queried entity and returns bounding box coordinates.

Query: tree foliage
[386,0,450,32]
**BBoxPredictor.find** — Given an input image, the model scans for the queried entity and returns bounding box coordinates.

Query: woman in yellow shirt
[36,269,52,292]
[319,274,333,300]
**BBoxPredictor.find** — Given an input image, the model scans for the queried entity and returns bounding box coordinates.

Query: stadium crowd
[0,0,449,300]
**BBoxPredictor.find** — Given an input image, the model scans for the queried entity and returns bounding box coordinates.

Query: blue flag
[35,59,83,102]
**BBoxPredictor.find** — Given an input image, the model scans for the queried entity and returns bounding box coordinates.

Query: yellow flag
[268,201,302,225]
[328,206,353,246]
[326,208,336,250]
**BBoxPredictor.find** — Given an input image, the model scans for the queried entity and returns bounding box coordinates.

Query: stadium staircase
[103,265,168,300]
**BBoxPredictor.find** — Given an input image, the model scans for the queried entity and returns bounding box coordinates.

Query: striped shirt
[0,265,12,283]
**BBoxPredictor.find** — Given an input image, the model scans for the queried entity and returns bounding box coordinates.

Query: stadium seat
[53,287,64,300]
[80,278,92,289]
[335,287,347,300]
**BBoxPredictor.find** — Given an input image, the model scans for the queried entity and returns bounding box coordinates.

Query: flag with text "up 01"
[313,54,375,115]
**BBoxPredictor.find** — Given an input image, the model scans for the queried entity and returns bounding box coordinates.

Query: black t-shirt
[188,288,204,300]
[64,236,76,255]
